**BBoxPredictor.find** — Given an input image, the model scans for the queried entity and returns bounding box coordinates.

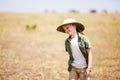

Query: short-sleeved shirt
[65,33,91,72]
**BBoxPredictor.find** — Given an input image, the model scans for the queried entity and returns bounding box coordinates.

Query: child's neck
[70,32,78,39]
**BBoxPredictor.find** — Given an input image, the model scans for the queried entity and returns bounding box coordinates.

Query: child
[56,18,92,80]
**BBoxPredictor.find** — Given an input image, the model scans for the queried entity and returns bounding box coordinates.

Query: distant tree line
[43,9,119,13]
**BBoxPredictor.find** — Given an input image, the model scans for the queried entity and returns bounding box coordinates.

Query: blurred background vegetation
[0,13,120,80]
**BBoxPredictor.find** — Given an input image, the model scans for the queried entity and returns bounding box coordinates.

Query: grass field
[0,13,120,80]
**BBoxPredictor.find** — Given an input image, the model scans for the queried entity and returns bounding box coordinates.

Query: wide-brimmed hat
[56,18,85,33]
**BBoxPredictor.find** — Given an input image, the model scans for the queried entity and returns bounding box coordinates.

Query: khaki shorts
[69,66,90,80]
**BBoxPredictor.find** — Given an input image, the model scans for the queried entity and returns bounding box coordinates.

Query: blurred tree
[69,9,79,13]
[102,9,108,14]
[90,9,97,13]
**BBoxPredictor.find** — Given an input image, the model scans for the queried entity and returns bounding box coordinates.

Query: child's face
[62,24,76,35]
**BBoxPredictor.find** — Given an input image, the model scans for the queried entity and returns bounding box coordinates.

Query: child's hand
[85,68,91,77]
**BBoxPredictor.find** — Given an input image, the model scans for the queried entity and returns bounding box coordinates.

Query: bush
[26,24,37,31]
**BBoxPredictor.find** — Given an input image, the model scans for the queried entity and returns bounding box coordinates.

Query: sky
[0,0,120,13]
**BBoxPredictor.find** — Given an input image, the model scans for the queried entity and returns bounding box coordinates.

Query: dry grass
[0,13,120,80]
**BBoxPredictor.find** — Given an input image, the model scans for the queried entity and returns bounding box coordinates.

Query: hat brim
[56,22,85,33]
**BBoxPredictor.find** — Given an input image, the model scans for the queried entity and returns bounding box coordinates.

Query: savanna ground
[0,13,120,80]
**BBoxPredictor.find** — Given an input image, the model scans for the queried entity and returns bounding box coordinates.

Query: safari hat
[56,18,85,33]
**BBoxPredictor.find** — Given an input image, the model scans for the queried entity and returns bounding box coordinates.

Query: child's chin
[68,33,72,36]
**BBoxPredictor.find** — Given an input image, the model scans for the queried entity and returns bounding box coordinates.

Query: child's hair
[71,23,85,35]
[80,31,84,35]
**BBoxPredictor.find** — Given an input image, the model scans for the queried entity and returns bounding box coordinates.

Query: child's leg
[69,68,78,80]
